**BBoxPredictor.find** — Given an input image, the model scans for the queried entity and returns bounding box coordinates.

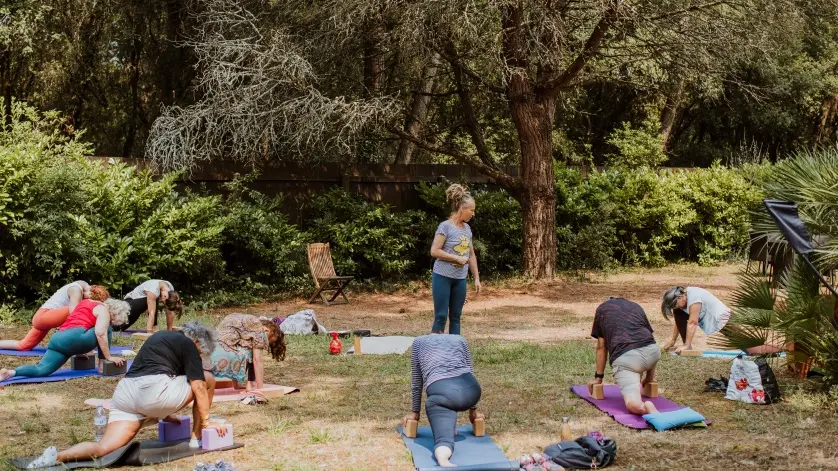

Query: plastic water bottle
[94,405,107,441]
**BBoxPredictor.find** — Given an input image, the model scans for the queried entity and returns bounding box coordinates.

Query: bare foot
[434,446,456,467]
[0,368,16,381]
[644,401,659,415]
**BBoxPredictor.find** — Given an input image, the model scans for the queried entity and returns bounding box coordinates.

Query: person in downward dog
[587,297,660,416]
[24,322,226,469]
[403,334,483,468]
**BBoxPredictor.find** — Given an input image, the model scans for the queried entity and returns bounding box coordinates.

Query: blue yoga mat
[398,425,517,471]
[0,345,132,357]
[671,350,786,359]
[0,360,133,387]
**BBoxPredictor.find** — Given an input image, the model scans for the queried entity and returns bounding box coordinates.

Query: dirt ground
[2,263,837,471]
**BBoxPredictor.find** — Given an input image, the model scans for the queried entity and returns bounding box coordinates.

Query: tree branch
[542,0,621,95]
[387,125,521,190]
[434,46,506,94]
[444,40,500,172]
[651,1,730,21]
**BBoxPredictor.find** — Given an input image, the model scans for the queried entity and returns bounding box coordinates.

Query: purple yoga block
[157,417,191,442]
[201,424,234,450]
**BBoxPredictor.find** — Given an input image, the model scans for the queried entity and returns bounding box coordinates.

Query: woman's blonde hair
[445,184,474,213]
[104,299,130,326]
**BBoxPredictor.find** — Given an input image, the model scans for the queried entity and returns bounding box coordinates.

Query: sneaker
[189,439,202,449]
[27,446,57,469]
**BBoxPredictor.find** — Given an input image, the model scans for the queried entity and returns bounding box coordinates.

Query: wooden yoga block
[70,355,95,370]
[591,383,605,400]
[643,382,659,398]
[98,359,127,376]
[472,417,485,437]
[404,419,418,438]
[678,349,702,357]
[353,336,362,355]
[202,424,234,450]
[158,416,191,442]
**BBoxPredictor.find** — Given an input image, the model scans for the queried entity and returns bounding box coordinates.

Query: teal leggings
[15,327,107,378]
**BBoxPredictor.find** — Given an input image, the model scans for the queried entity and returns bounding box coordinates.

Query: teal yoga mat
[397,425,517,471]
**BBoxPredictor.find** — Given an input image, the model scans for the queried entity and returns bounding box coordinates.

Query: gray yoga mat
[397,425,517,471]
[348,336,414,355]
[11,439,243,469]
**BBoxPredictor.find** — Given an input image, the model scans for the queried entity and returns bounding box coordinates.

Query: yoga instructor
[661,286,731,353]
[403,334,483,468]
[588,297,660,416]
[430,184,481,335]
[24,322,226,469]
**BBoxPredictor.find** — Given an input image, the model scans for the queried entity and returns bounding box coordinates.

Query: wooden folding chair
[307,243,353,305]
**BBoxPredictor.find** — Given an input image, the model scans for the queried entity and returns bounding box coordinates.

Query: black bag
[756,358,782,404]
[543,436,617,469]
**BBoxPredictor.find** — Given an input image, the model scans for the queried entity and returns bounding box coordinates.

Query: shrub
[304,188,432,281]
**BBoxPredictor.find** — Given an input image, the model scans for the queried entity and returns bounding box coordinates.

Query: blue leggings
[431,273,467,335]
[15,327,103,378]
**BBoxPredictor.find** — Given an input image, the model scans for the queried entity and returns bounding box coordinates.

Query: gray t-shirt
[432,220,472,279]
[686,287,731,336]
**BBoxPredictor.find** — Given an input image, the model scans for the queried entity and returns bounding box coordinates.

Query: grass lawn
[2,263,837,470]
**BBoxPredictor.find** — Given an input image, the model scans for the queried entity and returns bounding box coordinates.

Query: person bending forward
[24,323,226,469]
[0,281,92,351]
[403,334,483,468]
[588,298,660,416]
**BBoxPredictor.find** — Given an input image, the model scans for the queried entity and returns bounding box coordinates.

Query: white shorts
[612,344,661,404]
[109,374,192,423]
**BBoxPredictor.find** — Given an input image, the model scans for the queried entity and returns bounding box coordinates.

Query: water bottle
[94,405,107,441]
[559,416,572,441]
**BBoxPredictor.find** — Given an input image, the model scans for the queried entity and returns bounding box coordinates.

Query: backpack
[725,356,781,404]
[543,436,617,469]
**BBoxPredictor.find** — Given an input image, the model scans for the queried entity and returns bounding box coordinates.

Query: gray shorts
[612,344,660,403]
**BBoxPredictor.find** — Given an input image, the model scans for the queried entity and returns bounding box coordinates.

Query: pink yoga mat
[571,384,710,429]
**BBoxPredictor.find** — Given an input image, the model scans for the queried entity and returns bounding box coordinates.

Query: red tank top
[60,299,101,331]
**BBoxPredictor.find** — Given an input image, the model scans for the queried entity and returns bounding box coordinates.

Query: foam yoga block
[643,382,659,398]
[202,424,234,450]
[158,417,191,442]
[98,359,127,376]
[70,355,95,370]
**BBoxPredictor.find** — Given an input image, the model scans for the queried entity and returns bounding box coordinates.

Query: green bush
[304,188,432,281]
[219,178,308,293]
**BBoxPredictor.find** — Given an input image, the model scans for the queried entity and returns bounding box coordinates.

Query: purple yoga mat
[114,328,147,337]
[0,345,133,357]
[571,384,710,429]
[0,360,133,387]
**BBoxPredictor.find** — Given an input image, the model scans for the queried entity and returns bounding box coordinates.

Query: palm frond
[730,273,774,310]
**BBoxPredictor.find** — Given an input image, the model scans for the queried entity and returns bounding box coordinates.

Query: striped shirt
[410,334,474,412]
[432,220,472,279]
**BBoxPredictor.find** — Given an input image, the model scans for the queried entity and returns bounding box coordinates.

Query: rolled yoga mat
[0,345,133,357]
[670,350,786,359]
[397,424,518,471]
[571,384,711,429]
[11,439,244,470]
[347,336,414,355]
[0,361,133,387]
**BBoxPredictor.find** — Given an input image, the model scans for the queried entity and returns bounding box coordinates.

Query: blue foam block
[0,345,132,357]
[397,425,517,471]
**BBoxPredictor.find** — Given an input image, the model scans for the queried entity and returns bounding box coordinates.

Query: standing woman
[661,286,731,353]
[0,281,96,351]
[0,295,129,381]
[430,184,481,335]
[118,279,183,332]
[403,334,483,468]
[209,313,286,396]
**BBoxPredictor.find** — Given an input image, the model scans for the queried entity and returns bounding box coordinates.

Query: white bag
[725,357,769,404]
[279,309,329,335]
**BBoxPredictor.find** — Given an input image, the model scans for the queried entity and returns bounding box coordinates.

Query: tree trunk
[395,53,441,164]
[660,80,684,152]
[509,93,557,279]
[814,94,838,144]
[123,12,143,157]
[362,21,385,95]
[1,51,11,127]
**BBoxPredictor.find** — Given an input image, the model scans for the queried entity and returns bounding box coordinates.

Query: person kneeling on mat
[25,322,226,469]
[661,286,731,354]
[403,334,483,468]
[587,297,660,416]
[210,313,286,398]
[0,292,129,382]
